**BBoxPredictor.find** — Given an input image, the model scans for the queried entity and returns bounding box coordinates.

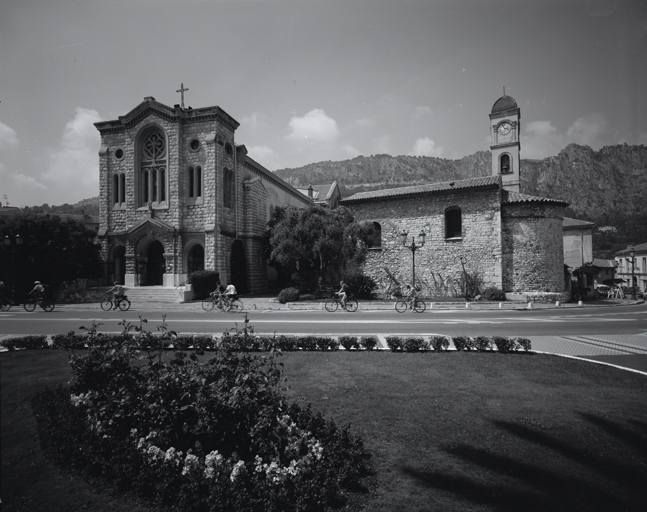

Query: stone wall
[347,187,503,298]
[501,202,566,293]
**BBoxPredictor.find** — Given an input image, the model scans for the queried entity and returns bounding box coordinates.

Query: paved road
[2,299,646,373]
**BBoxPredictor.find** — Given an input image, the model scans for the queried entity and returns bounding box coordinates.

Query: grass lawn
[2,349,647,511]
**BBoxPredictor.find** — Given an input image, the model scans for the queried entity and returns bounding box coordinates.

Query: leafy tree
[0,213,103,300]
[267,206,373,290]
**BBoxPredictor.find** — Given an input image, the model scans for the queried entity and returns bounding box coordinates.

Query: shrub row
[0,335,48,351]
[385,335,531,353]
[3,333,529,353]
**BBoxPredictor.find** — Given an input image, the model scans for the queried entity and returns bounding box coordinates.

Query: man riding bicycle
[403,283,419,306]
[336,280,348,308]
[224,282,238,308]
[28,281,45,302]
[107,281,126,302]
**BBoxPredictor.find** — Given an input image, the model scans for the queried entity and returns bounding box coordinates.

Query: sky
[1,0,646,208]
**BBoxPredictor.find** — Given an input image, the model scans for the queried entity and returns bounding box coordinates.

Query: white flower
[205,450,223,467]
[230,460,246,483]
[182,453,200,476]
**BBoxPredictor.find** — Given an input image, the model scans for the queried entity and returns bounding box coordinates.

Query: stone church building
[341,94,569,300]
[94,96,312,293]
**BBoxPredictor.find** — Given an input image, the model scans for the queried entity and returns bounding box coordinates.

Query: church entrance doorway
[188,244,204,274]
[230,239,248,294]
[113,246,126,285]
[146,241,165,286]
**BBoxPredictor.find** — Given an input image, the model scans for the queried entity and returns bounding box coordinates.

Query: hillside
[274,144,647,258]
[275,144,647,220]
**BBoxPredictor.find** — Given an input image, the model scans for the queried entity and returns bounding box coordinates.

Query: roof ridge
[342,176,500,203]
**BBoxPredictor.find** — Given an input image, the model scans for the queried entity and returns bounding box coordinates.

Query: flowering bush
[33,318,371,511]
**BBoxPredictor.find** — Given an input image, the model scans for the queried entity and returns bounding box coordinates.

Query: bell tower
[490,92,521,193]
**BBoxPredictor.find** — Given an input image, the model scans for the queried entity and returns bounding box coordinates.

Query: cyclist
[336,280,348,308]
[210,281,226,308]
[107,281,126,304]
[224,282,238,308]
[28,281,45,303]
[403,283,418,307]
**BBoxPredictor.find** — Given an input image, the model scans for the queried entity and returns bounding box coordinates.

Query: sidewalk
[52,296,644,311]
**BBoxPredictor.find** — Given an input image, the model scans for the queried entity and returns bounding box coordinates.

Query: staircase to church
[124,286,183,305]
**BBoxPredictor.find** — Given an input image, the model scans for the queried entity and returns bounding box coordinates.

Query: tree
[267,206,373,290]
[0,213,103,300]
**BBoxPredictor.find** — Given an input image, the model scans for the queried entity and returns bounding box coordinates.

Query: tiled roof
[297,183,339,202]
[592,258,616,268]
[502,191,569,206]
[341,176,500,204]
[563,217,595,228]
[616,242,647,255]
[491,95,518,114]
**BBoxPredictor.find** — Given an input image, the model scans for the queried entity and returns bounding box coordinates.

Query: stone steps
[122,286,183,304]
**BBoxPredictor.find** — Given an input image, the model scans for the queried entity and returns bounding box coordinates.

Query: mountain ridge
[274,143,647,222]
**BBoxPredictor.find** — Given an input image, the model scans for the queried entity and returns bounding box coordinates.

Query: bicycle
[395,296,426,313]
[325,294,358,312]
[0,297,11,312]
[24,296,55,312]
[101,294,131,311]
[202,292,243,312]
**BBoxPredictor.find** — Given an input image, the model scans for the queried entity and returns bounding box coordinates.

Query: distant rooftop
[562,217,595,229]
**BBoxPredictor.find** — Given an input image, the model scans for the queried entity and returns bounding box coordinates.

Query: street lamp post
[400,230,426,287]
[4,234,23,304]
[629,246,637,300]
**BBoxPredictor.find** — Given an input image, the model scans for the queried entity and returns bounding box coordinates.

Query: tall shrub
[189,270,220,300]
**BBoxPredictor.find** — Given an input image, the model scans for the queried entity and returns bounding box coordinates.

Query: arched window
[120,174,126,204]
[223,167,235,208]
[445,206,462,239]
[500,154,511,174]
[113,173,126,207]
[113,174,119,206]
[138,128,167,207]
[187,166,202,202]
[369,222,382,248]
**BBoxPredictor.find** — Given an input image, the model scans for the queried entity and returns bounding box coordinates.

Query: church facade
[94,96,312,293]
[341,94,569,300]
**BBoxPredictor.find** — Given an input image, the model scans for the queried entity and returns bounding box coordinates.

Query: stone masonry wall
[347,188,503,298]
[501,202,566,293]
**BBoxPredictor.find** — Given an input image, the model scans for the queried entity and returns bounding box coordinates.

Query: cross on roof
[176,83,189,108]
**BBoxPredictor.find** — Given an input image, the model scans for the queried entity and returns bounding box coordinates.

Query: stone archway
[146,240,165,286]
[230,239,248,294]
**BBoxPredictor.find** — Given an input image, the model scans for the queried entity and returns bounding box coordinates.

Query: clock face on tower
[497,122,511,135]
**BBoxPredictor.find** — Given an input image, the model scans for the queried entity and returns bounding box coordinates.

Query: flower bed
[32,317,371,512]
